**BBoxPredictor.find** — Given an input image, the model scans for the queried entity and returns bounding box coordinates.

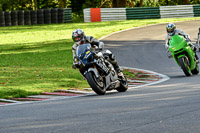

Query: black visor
[167,29,174,33]
[73,36,83,42]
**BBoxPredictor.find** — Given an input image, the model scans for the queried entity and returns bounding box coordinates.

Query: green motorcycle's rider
[165,23,199,60]
[71,29,124,77]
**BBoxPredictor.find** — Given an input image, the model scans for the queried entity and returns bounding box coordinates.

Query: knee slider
[99,42,104,50]
[109,54,116,61]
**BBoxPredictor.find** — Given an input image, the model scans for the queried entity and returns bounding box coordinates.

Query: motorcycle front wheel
[178,56,191,76]
[116,75,128,92]
[85,72,106,95]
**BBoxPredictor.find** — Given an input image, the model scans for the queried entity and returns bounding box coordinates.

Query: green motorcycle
[169,35,199,76]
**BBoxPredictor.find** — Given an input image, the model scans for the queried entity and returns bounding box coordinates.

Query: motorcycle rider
[71,29,124,77]
[165,23,199,61]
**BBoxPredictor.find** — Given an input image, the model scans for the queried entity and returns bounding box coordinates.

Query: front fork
[79,69,87,80]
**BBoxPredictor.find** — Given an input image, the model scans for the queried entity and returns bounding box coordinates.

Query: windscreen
[76,43,91,57]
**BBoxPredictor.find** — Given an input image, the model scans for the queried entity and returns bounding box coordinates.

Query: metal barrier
[160,5,194,18]
[126,7,160,20]
[84,8,91,22]
[84,5,200,22]
[84,8,126,22]
[193,5,200,17]
[64,8,72,23]
[101,8,126,22]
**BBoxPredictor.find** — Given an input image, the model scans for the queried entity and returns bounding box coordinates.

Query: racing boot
[104,51,125,78]
[188,43,199,63]
[189,43,197,52]
[195,53,199,63]
[111,61,125,79]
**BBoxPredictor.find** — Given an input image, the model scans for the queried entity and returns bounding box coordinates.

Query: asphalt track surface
[1,20,200,133]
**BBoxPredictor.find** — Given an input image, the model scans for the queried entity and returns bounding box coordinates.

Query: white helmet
[166,23,176,36]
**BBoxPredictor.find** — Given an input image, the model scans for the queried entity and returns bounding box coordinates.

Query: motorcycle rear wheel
[85,72,106,95]
[178,56,191,76]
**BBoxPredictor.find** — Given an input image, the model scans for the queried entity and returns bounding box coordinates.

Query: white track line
[122,66,169,89]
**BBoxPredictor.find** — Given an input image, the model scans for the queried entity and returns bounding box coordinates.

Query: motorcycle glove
[72,64,76,69]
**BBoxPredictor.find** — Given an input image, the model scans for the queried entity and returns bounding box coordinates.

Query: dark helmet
[166,23,176,36]
[72,29,86,45]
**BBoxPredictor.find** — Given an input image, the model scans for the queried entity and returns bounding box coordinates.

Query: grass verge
[0,17,200,99]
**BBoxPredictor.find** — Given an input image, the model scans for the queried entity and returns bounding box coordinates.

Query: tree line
[1,0,200,15]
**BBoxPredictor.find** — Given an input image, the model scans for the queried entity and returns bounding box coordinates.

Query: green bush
[72,13,84,23]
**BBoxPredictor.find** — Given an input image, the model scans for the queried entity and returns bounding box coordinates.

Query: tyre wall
[0,8,72,27]
[24,10,31,25]
[11,10,18,26]
[5,11,11,26]
[31,10,37,25]
[0,11,5,27]
[44,9,51,24]
[18,10,24,25]
[58,8,64,23]
[51,8,58,23]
